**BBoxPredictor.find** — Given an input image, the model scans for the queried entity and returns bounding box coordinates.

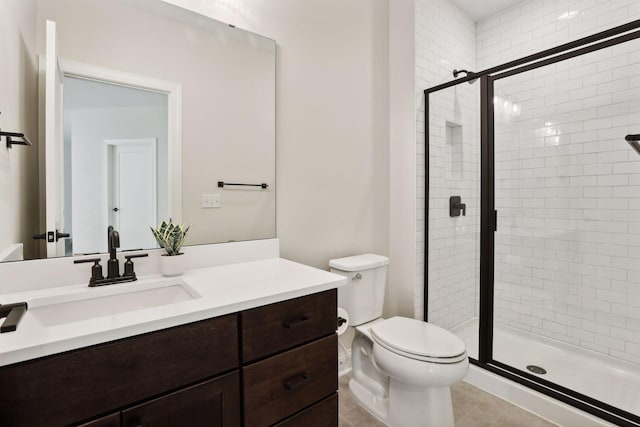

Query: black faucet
[107,226,121,280]
[73,227,148,287]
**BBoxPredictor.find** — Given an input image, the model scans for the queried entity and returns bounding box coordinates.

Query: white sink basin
[29,279,201,327]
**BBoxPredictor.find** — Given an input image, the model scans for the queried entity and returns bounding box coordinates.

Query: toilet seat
[371,317,467,364]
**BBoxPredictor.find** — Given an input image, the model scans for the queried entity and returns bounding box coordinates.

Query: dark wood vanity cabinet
[0,289,338,427]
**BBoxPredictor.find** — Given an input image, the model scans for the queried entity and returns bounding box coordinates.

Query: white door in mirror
[108,139,158,251]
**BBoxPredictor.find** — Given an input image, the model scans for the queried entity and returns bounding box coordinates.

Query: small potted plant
[150,220,190,276]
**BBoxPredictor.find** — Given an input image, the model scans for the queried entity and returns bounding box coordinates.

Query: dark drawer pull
[283,316,310,329]
[284,372,311,391]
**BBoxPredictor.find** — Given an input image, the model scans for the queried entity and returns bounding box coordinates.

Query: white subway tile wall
[491,38,640,364]
[476,0,640,72]
[415,0,480,326]
[479,0,640,363]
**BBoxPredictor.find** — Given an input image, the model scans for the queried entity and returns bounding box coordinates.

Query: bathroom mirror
[0,0,275,263]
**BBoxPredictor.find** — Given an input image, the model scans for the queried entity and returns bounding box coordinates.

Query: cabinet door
[121,372,240,427]
[78,413,120,427]
[0,314,238,426]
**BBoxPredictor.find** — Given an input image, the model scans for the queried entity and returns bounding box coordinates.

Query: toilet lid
[371,317,466,359]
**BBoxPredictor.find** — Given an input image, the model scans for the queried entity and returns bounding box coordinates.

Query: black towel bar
[218,181,268,189]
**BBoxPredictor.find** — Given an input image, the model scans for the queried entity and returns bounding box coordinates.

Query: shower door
[425,22,640,427]
[488,36,640,423]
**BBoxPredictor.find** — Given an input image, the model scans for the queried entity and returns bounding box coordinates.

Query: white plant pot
[160,253,186,277]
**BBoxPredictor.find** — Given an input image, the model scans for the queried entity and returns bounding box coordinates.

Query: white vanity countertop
[0,257,346,367]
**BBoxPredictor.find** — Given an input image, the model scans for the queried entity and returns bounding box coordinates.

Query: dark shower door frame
[424,19,640,427]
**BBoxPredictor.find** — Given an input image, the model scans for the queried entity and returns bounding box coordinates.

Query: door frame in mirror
[37,56,183,258]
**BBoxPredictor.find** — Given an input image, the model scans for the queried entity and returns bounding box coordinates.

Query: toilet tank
[329,254,389,326]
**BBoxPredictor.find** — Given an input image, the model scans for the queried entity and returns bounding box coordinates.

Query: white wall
[0,0,38,260]
[415,0,479,325]
[161,0,391,272]
[476,0,640,363]
[388,0,417,319]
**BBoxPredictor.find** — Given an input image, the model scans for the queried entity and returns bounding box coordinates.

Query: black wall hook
[1,130,32,148]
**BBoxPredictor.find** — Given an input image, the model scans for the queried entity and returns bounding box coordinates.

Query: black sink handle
[123,253,149,280]
[124,253,149,260]
[0,302,28,333]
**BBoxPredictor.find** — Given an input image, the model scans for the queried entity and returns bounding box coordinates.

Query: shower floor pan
[451,317,640,417]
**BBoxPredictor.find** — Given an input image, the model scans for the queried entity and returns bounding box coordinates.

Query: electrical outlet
[202,194,221,208]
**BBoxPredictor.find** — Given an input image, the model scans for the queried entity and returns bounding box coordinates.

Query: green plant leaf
[150,220,190,256]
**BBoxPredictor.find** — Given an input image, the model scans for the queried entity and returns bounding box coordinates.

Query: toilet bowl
[371,317,469,426]
[348,317,468,426]
[330,254,469,427]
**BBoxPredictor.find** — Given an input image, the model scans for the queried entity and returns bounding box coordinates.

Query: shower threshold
[451,317,640,417]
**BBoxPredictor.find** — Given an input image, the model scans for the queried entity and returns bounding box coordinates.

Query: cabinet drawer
[241,289,336,362]
[0,314,239,427]
[243,334,337,427]
[274,394,338,427]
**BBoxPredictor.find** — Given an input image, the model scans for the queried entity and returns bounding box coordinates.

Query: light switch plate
[202,194,221,208]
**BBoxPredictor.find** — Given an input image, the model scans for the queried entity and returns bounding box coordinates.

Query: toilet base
[349,376,456,427]
[349,377,388,423]
[387,380,454,427]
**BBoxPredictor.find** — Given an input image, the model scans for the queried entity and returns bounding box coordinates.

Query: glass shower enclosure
[425,20,640,426]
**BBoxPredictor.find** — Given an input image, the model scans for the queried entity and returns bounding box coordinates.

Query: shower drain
[526,365,547,375]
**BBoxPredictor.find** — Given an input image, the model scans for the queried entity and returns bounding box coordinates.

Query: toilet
[330,254,468,427]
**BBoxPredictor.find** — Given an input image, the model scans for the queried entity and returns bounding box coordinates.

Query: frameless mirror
[0,0,275,263]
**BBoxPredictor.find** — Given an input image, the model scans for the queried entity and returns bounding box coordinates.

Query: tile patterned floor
[338,375,558,427]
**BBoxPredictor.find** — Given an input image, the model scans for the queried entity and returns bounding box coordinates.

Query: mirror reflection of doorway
[64,77,169,255]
